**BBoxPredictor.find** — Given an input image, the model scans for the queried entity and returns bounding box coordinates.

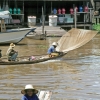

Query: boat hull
[0,53,65,65]
[0,38,23,44]
[0,28,36,44]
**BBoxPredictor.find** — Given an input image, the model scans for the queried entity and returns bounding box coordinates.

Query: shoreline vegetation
[93,24,100,32]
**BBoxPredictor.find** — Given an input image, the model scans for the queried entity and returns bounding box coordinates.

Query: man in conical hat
[47,42,59,57]
[6,43,18,61]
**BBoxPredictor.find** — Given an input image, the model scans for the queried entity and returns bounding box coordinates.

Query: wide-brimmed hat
[21,84,38,94]
[52,42,58,46]
[10,43,15,48]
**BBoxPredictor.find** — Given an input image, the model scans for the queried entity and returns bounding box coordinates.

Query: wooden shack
[0,0,98,28]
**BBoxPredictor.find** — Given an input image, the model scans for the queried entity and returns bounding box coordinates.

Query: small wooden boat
[0,28,36,44]
[0,15,36,44]
[0,52,65,65]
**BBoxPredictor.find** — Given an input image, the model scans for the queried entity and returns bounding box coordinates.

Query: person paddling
[47,42,59,57]
[6,43,18,61]
[21,84,39,100]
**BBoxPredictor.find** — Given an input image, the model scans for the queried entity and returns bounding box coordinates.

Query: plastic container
[17,8,21,14]
[75,7,78,12]
[58,9,61,14]
[28,16,36,27]
[53,8,57,14]
[62,8,66,14]
[9,8,12,14]
[84,6,88,12]
[70,8,74,14]
[79,6,83,12]
[49,15,57,26]
[13,8,17,14]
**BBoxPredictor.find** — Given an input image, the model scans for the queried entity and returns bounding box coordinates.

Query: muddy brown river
[0,34,100,100]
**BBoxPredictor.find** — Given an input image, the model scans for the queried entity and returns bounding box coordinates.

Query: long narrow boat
[0,53,65,65]
[0,28,36,44]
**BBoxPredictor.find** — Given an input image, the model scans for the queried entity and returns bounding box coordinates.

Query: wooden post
[22,0,24,25]
[45,31,46,40]
[90,8,93,29]
[84,13,86,29]
[23,0,24,14]
[90,0,95,9]
[44,1,46,15]
[37,1,38,15]
[90,0,95,29]
[42,6,44,34]
[44,1,46,24]
[2,0,5,10]
[74,8,77,28]
[51,1,52,14]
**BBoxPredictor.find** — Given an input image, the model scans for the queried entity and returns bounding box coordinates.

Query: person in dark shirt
[21,84,39,100]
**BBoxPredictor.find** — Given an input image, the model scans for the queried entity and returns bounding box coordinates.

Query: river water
[0,34,100,100]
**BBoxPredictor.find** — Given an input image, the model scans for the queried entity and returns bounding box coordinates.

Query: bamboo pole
[23,0,24,14]
[90,8,93,29]
[51,1,52,14]
[74,8,77,28]
[42,6,44,34]
[2,0,5,11]
[37,1,38,15]
[90,0,94,9]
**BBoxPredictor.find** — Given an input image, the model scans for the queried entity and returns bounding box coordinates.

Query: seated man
[6,43,18,61]
[47,42,59,57]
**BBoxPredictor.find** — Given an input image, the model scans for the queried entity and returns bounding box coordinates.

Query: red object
[70,8,74,14]
[58,8,61,14]
[84,6,88,12]
[75,7,78,12]
[62,8,66,14]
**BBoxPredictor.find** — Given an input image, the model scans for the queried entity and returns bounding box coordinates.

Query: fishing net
[56,28,98,53]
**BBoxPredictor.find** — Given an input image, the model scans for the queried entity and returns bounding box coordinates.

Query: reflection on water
[0,35,100,100]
